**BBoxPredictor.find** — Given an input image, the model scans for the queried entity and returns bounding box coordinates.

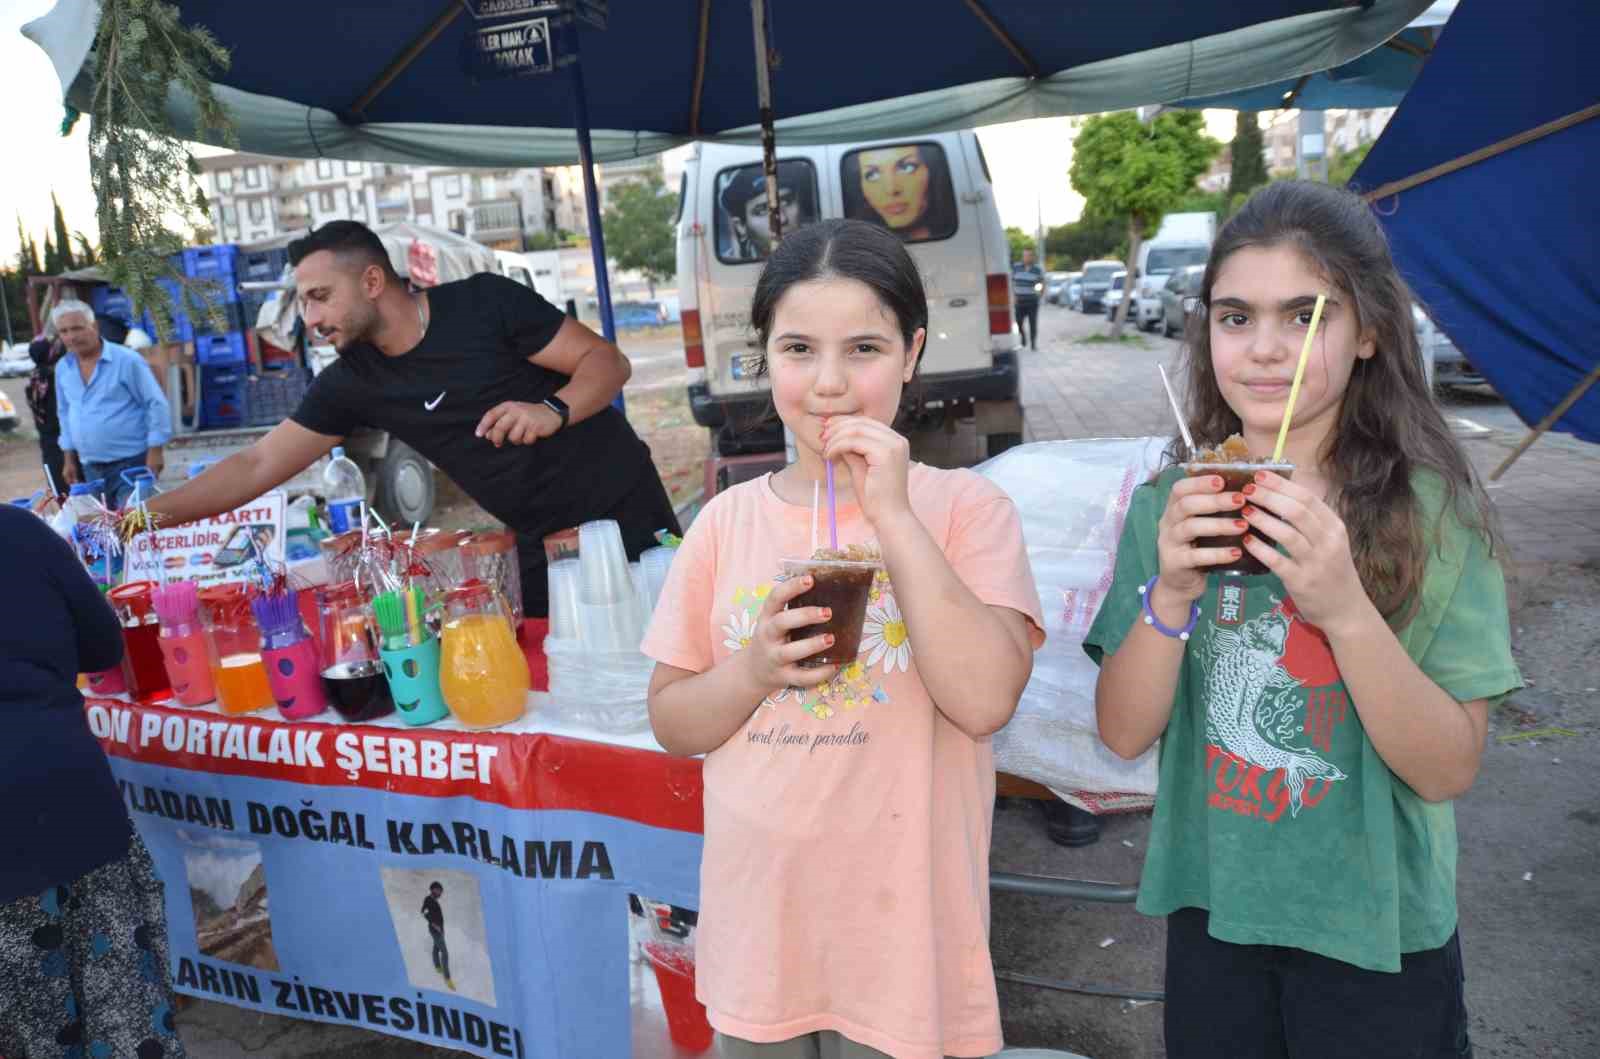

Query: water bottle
[322,447,366,534]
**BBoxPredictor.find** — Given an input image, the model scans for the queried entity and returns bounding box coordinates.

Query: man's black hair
[288,220,398,278]
[430,881,443,892]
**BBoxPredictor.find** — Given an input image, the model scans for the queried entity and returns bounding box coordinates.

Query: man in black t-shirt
[144,221,680,617]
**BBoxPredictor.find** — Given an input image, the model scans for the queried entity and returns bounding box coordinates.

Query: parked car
[1159,264,1207,338]
[1066,274,1084,310]
[1044,271,1073,305]
[0,389,17,432]
[1078,260,1121,313]
[0,344,34,378]
[1414,305,1485,390]
[1103,270,1130,320]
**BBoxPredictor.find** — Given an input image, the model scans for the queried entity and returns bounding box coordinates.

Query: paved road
[13,302,1595,1057]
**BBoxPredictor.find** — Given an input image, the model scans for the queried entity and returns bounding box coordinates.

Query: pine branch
[87,0,237,339]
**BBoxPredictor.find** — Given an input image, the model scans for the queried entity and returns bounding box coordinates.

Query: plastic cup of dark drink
[780,558,881,668]
[1181,461,1295,576]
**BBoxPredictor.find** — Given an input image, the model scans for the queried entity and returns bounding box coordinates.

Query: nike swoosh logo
[424,391,446,411]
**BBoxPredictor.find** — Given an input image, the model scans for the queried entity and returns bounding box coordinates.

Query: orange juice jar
[439,580,529,729]
[197,583,275,715]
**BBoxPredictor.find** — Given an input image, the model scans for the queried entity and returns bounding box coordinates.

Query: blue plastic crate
[238,247,290,282]
[90,285,136,325]
[194,331,248,366]
[199,364,247,430]
[245,363,310,427]
[182,244,240,283]
[142,277,244,342]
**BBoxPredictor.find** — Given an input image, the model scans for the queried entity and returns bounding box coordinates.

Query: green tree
[1226,111,1269,207]
[524,230,560,252]
[87,0,234,337]
[1043,214,1125,270]
[43,229,60,276]
[74,233,100,267]
[601,176,676,297]
[1070,110,1220,336]
[1004,226,1037,263]
[1329,142,1374,188]
[16,217,42,276]
[51,193,76,273]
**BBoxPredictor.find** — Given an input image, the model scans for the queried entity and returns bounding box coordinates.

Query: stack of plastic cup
[639,546,675,618]
[546,559,583,643]
[576,520,645,652]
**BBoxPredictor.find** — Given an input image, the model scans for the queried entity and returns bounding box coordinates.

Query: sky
[1,0,1239,261]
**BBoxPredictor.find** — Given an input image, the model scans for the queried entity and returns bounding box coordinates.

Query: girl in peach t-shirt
[643,219,1044,1059]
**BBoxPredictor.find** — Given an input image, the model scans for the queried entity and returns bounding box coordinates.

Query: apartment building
[198,155,600,249]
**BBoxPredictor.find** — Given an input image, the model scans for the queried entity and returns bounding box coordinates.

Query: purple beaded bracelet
[1138,575,1201,641]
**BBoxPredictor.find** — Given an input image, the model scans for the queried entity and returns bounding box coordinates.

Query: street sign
[463,0,561,19]
[462,15,557,80]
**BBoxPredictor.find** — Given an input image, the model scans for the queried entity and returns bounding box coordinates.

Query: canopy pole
[750,0,781,247]
[347,2,464,119]
[568,26,624,413]
[689,0,712,137]
[1489,360,1600,481]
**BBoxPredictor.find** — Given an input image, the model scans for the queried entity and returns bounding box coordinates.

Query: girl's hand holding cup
[1239,471,1369,634]
[1155,473,1249,603]
[736,573,840,693]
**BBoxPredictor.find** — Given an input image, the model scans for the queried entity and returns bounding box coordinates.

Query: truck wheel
[375,441,435,525]
[986,432,1023,458]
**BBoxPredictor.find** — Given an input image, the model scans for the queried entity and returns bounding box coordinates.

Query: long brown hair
[1171,181,1499,624]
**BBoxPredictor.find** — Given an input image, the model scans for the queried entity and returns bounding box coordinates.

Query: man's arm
[146,420,340,527]
[529,316,631,423]
[476,317,631,446]
[55,361,79,483]
[131,353,173,477]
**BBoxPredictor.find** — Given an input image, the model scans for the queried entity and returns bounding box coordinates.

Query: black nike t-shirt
[291,272,655,540]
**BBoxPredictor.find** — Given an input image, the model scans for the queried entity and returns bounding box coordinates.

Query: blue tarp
[1353,0,1598,444]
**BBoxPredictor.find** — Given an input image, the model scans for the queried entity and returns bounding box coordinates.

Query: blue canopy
[26,0,1432,165]
[1353,0,1598,444]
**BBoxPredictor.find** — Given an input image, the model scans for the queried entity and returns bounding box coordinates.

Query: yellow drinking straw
[1272,294,1328,462]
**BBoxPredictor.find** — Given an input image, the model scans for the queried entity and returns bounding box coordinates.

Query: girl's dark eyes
[781,343,811,355]
[1219,312,1249,327]
[851,344,880,355]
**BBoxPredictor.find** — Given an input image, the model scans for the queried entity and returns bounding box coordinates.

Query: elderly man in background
[52,299,171,510]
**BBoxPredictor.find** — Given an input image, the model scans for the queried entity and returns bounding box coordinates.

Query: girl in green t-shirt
[1085,180,1521,1058]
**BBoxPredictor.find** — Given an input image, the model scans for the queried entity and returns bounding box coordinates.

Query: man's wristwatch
[541,396,571,431]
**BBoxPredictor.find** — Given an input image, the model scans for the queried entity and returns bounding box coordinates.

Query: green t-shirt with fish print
[1084,467,1522,972]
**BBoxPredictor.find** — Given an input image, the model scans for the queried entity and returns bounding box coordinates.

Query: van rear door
[826,133,991,378]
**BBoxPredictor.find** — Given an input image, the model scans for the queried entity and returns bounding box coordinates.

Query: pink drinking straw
[825,461,838,550]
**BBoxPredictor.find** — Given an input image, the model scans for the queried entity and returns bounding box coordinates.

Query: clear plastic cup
[639,546,675,616]
[780,558,882,668]
[577,519,632,605]
[1180,461,1295,576]
[546,558,583,642]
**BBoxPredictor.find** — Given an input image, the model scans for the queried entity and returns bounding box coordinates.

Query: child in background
[1086,180,1521,1058]
[644,218,1043,1059]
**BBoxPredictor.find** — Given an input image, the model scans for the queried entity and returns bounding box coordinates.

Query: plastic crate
[199,365,247,430]
[194,331,248,366]
[238,247,290,283]
[181,244,240,283]
[90,285,136,325]
[143,278,244,342]
[244,363,310,427]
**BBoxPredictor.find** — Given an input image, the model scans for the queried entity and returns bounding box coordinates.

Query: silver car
[1414,306,1485,390]
[1159,265,1207,338]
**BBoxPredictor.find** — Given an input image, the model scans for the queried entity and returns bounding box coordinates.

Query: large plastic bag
[975,438,1169,812]
[543,635,655,734]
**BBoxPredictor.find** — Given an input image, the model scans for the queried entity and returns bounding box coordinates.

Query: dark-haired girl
[643,219,1043,1058]
[1087,181,1521,1058]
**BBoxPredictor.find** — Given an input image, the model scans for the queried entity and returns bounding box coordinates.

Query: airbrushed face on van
[681,132,1022,455]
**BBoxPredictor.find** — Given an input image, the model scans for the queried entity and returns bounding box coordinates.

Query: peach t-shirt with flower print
[641,463,1044,1059]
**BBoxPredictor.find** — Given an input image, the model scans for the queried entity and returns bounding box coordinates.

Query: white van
[675,132,1023,458]
[1132,212,1215,331]
[495,249,565,308]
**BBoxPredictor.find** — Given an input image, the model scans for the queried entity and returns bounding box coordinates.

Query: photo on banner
[180,831,280,973]
[380,866,497,1008]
